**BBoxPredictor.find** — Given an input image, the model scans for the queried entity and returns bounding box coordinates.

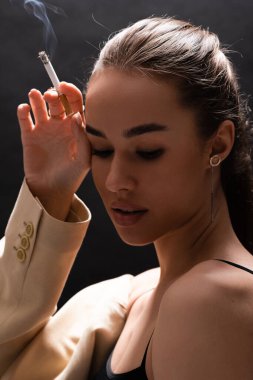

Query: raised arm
[0,83,92,375]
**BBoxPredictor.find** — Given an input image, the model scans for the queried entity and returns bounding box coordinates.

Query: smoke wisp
[11,0,66,58]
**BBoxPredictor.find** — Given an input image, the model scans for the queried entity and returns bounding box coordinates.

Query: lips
[110,201,148,226]
[113,209,144,214]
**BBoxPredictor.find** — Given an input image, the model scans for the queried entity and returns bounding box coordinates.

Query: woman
[1,16,253,379]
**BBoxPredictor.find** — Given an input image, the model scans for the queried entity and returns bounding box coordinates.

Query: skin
[17,83,90,219]
[85,68,244,281]
[85,68,253,379]
[17,67,253,379]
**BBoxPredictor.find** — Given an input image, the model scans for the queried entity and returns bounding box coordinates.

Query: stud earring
[210,154,221,167]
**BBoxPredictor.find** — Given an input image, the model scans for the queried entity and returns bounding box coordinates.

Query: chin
[122,239,153,247]
[114,228,155,247]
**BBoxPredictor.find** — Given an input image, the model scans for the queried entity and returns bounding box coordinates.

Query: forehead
[85,68,184,127]
[86,67,179,99]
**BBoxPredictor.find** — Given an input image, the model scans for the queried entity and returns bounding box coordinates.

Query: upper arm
[152,273,253,380]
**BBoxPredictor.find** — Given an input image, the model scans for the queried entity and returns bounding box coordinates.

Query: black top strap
[215,259,253,274]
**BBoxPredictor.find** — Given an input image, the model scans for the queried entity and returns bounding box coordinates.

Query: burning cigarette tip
[38,51,50,64]
[38,50,60,90]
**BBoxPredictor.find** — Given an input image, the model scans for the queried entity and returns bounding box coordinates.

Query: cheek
[89,156,209,246]
[151,152,208,209]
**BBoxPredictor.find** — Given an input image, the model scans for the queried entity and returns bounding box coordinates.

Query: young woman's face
[85,68,210,246]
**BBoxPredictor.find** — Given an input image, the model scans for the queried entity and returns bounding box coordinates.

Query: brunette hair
[91,17,253,252]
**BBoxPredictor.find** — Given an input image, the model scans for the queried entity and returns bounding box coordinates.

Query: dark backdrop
[0,0,252,306]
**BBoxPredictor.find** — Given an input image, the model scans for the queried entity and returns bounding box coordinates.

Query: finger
[58,82,84,114]
[28,89,48,124]
[44,89,65,118]
[17,103,35,133]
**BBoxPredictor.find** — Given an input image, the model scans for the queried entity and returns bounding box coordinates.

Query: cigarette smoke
[11,0,66,58]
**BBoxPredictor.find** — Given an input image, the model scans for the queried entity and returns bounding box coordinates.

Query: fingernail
[28,89,37,96]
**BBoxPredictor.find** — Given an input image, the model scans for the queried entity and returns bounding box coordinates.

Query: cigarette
[38,51,72,115]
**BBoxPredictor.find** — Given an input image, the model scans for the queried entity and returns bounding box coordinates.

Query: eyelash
[91,148,165,160]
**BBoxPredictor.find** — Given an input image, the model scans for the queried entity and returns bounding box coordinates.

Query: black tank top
[93,258,253,380]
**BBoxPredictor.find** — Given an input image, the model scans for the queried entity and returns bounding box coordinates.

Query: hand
[17,82,91,219]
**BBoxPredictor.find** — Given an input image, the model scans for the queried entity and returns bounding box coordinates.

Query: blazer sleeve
[0,180,91,377]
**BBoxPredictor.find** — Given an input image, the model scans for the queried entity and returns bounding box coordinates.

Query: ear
[208,120,235,160]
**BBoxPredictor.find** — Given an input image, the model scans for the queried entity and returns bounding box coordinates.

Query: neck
[153,188,241,288]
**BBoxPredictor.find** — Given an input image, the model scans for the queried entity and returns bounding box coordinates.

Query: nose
[105,155,137,193]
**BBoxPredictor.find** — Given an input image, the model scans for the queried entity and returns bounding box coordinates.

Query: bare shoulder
[128,257,253,314]
[173,257,253,294]
[128,267,160,311]
[152,259,253,380]
[159,258,253,330]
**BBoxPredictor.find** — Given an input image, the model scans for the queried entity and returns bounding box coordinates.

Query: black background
[0,0,252,306]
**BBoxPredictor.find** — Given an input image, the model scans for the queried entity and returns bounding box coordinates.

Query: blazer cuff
[0,179,91,341]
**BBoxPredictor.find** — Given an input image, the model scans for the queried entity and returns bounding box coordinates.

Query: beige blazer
[0,181,136,380]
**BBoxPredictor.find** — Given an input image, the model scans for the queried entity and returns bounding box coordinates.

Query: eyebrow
[85,123,170,138]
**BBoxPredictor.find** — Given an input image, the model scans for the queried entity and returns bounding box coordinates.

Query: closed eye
[91,148,165,160]
[92,149,113,158]
[137,149,164,160]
